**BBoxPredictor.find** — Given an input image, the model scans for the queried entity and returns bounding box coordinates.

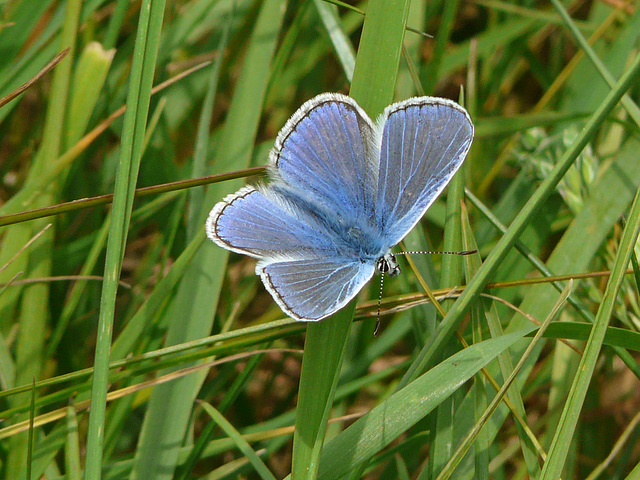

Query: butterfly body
[207,93,473,321]
[268,182,387,263]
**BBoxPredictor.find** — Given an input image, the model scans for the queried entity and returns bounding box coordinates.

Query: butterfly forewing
[270,93,380,228]
[258,258,375,321]
[376,98,474,247]
[207,186,341,259]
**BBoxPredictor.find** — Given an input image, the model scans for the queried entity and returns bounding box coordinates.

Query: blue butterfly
[206,93,474,321]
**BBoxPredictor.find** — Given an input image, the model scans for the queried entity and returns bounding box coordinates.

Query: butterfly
[206,93,474,321]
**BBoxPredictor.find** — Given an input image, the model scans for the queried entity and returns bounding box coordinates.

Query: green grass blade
[84,0,166,477]
[436,281,572,479]
[540,171,640,478]
[623,460,640,479]
[199,401,277,480]
[467,134,640,382]
[27,379,35,480]
[186,12,231,239]
[130,2,287,479]
[66,42,115,148]
[398,49,640,389]
[103,0,130,49]
[349,0,411,117]
[423,0,460,93]
[314,327,537,480]
[313,0,355,82]
[291,307,354,480]
[395,0,425,98]
[5,2,640,477]
[290,2,410,479]
[550,0,640,127]
[461,204,543,477]
[65,405,81,480]
[428,94,467,477]
[3,0,82,476]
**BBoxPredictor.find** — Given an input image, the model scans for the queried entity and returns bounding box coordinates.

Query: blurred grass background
[1,0,640,479]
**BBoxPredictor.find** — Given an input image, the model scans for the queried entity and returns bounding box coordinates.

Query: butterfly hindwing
[270,93,380,228]
[375,98,474,247]
[257,258,375,321]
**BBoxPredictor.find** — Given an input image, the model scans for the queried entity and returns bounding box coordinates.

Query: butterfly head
[376,252,400,277]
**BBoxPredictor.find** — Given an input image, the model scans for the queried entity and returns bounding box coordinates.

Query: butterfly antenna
[375,272,385,336]
[395,250,477,256]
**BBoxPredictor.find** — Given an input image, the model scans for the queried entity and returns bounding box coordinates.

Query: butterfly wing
[206,185,340,259]
[258,258,375,321]
[375,98,474,247]
[208,95,473,322]
[208,186,374,321]
[270,93,380,228]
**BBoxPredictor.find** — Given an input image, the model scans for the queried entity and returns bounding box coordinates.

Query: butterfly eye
[376,253,400,277]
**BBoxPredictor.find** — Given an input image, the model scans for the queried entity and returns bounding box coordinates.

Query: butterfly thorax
[273,183,391,262]
[376,252,400,276]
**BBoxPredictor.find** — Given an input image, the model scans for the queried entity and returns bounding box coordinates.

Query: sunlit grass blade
[291,1,410,479]
[314,327,537,480]
[540,175,640,478]
[435,281,572,479]
[398,48,640,389]
[84,0,167,477]
[130,2,287,479]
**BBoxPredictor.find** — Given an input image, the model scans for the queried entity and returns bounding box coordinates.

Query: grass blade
[291,1,410,479]
[130,2,287,479]
[399,49,640,389]
[436,280,572,479]
[199,401,277,480]
[315,327,537,480]
[540,167,640,478]
[84,0,166,477]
